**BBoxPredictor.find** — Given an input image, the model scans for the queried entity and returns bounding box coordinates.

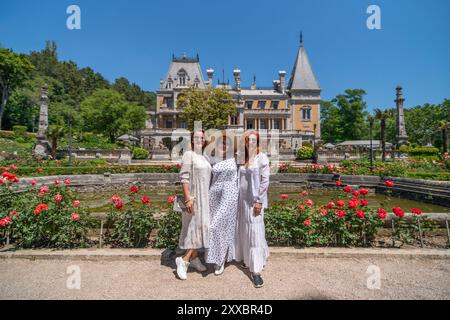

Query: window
[260,119,268,130]
[165,119,173,128]
[273,119,281,130]
[301,107,312,121]
[177,69,187,86]
[180,121,187,129]
[246,120,254,130]
[246,101,253,109]
[258,101,266,109]
[271,101,279,109]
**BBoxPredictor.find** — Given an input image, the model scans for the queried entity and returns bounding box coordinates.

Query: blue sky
[1,0,449,110]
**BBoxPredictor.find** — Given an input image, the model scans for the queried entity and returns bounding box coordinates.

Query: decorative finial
[300,31,303,47]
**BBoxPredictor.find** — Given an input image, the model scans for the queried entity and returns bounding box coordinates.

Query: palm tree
[439,120,450,155]
[47,125,65,159]
[374,109,393,162]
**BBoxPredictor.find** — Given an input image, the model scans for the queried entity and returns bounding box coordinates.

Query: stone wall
[15,173,450,207]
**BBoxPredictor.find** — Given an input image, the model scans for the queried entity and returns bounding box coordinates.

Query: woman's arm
[254,153,270,215]
[180,152,194,214]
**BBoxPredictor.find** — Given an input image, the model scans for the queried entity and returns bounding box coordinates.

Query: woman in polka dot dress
[205,134,239,275]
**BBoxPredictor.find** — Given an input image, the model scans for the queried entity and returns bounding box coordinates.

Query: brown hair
[244,130,260,166]
[191,130,207,151]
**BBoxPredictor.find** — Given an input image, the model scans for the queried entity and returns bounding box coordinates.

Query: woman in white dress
[234,130,270,288]
[176,130,212,280]
[205,134,239,276]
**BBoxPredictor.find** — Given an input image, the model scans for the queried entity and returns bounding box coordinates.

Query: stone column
[37,84,49,139]
[395,86,408,147]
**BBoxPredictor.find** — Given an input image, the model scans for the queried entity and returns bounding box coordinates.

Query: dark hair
[191,130,207,151]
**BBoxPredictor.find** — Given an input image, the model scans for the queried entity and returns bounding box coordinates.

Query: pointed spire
[287,33,320,91]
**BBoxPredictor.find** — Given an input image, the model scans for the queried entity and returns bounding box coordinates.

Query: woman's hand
[253,202,262,216]
[185,198,194,215]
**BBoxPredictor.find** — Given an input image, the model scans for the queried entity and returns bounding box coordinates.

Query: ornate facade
[143,35,321,157]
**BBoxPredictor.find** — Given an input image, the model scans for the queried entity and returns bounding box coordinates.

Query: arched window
[301,106,312,121]
[177,69,187,86]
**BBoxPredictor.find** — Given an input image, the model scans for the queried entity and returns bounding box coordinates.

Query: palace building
[144,34,321,158]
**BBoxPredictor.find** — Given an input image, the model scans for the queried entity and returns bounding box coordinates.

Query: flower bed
[1,165,444,249]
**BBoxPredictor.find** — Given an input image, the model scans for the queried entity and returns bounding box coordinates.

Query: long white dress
[234,153,270,274]
[205,157,239,266]
[178,151,212,250]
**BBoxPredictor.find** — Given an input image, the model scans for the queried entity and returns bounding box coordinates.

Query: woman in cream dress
[176,130,212,280]
[234,131,270,288]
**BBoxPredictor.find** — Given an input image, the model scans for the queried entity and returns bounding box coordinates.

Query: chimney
[233,68,241,92]
[251,75,256,90]
[278,71,286,93]
[206,68,214,87]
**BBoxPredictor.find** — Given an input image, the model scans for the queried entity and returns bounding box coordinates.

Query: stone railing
[317,150,405,162]
[56,149,132,164]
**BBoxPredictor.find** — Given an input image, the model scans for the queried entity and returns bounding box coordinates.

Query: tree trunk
[381,120,386,162]
[51,137,57,159]
[0,85,10,131]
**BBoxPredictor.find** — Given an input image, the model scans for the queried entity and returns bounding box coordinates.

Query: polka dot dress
[205,158,239,267]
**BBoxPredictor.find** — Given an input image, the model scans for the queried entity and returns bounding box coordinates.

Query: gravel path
[1,254,449,300]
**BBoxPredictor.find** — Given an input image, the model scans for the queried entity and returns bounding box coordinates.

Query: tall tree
[0,48,34,129]
[178,87,236,130]
[81,89,136,142]
[374,108,393,162]
[439,120,449,155]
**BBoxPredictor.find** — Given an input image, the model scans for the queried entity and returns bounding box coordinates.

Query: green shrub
[7,184,94,248]
[398,145,410,153]
[106,198,157,248]
[297,146,314,160]
[154,210,182,249]
[409,147,439,156]
[302,141,313,148]
[405,172,450,181]
[133,147,149,160]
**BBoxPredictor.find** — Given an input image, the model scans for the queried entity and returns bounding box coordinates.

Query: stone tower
[33,84,52,159]
[395,86,408,147]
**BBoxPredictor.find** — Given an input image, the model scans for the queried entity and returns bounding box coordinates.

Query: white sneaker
[190,257,207,272]
[176,257,189,280]
[214,263,225,276]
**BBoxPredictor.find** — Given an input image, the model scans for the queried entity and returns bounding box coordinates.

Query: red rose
[142,197,150,204]
[54,194,63,203]
[280,194,289,200]
[303,219,311,226]
[111,196,121,203]
[361,199,369,206]
[71,213,80,221]
[301,191,308,196]
[326,202,335,209]
[73,200,81,207]
[393,207,405,218]
[8,211,18,217]
[378,212,387,219]
[0,179,3,184]
[335,180,342,187]
[298,205,305,211]
[39,186,49,194]
[0,217,12,227]
[34,209,41,216]
[352,191,360,197]
[411,208,422,216]
[336,200,345,207]
[54,179,60,185]
[115,202,124,209]
[130,186,140,193]
[320,209,328,215]
[336,210,346,218]
[64,178,71,186]
[385,180,394,188]
[378,208,387,215]
[168,196,176,204]
[356,210,365,219]
[31,180,37,186]
[306,199,314,207]
[343,186,351,193]
[359,189,369,195]
[348,201,357,209]
[38,168,43,172]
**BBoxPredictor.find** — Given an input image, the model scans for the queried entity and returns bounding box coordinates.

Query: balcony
[243,109,290,117]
